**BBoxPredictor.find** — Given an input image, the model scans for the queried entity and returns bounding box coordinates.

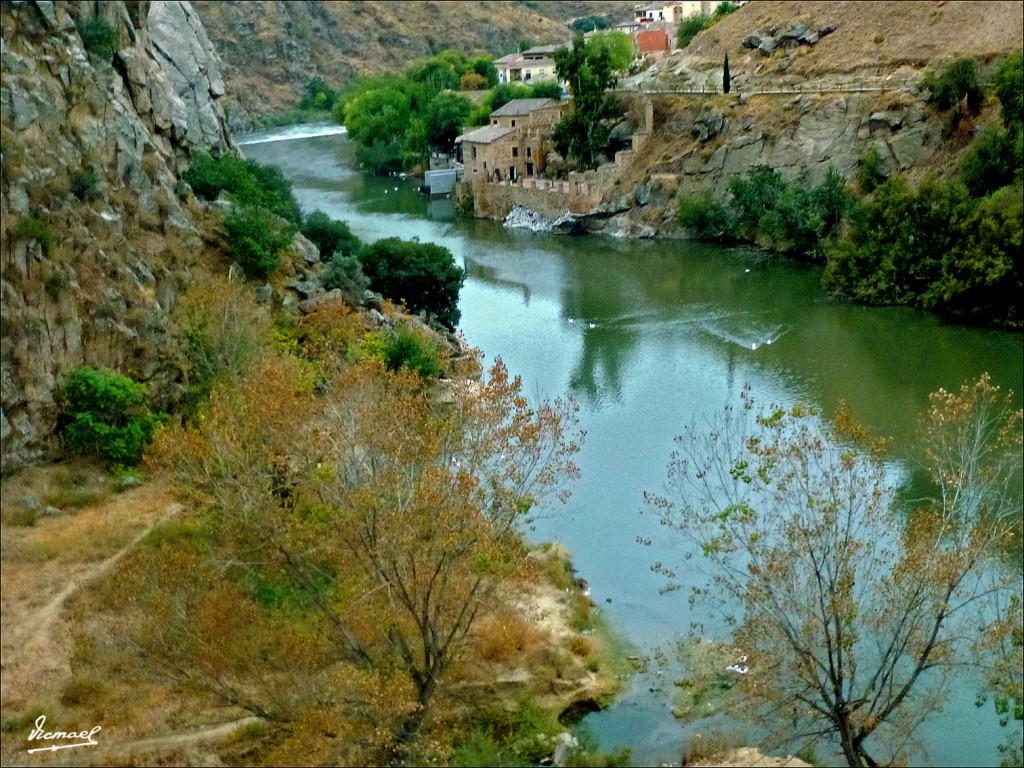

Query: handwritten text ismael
[27,715,102,753]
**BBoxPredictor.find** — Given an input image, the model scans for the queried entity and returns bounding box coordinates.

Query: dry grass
[684,1,1024,76]
[0,464,177,728]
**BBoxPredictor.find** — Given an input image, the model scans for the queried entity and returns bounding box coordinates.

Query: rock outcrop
[1,0,235,468]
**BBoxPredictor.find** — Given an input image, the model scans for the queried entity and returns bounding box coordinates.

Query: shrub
[183,153,302,224]
[857,147,887,193]
[300,211,363,260]
[992,51,1023,129]
[678,15,711,48]
[14,215,56,256]
[221,204,295,279]
[323,251,371,302]
[70,167,101,201]
[359,237,465,330]
[824,175,973,305]
[530,80,564,100]
[77,15,117,61]
[960,127,1023,196]
[927,58,985,113]
[922,184,1023,326]
[361,325,442,379]
[724,166,851,261]
[58,367,159,466]
[460,72,487,91]
[678,192,731,240]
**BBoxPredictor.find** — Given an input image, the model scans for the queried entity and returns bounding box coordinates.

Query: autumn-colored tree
[646,376,1022,767]
[147,353,581,765]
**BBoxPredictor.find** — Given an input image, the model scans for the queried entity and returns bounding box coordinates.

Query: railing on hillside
[613,78,917,96]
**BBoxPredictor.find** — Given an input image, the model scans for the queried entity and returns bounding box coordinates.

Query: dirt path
[1,476,180,707]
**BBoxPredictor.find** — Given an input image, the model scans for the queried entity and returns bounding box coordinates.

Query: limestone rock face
[1,0,235,469]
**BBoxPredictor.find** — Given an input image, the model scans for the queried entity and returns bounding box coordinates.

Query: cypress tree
[723,52,731,94]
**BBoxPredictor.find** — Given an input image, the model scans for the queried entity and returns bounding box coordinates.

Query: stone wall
[1,0,235,468]
[470,178,603,220]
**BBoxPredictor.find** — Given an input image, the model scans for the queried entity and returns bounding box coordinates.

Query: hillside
[194,0,637,128]
[661,0,1023,89]
[581,0,1024,238]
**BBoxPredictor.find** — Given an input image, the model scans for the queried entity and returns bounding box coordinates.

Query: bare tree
[646,376,1022,767]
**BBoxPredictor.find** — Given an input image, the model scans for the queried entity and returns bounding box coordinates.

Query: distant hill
[682,0,1023,77]
[194,0,637,127]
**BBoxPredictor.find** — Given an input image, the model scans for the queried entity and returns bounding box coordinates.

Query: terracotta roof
[456,125,515,144]
[490,98,559,117]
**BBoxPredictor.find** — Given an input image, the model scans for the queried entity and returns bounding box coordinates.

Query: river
[241,124,1023,767]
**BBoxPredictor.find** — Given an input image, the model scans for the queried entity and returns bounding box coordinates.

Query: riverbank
[0,465,626,767]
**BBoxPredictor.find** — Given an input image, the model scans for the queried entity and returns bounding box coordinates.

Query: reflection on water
[242,128,1023,767]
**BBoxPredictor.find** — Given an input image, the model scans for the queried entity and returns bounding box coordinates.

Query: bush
[14,215,55,256]
[922,184,1023,326]
[77,15,117,61]
[960,127,1023,196]
[460,72,488,91]
[678,192,731,240]
[724,166,851,260]
[300,211,363,260]
[993,51,1023,129]
[221,204,295,279]
[824,175,972,305]
[58,367,159,466]
[70,167,101,201]
[359,237,465,330]
[678,15,711,48]
[183,153,302,225]
[530,80,564,100]
[323,252,371,303]
[857,147,887,193]
[927,58,985,113]
[362,325,443,379]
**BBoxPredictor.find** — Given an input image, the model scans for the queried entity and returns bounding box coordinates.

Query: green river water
[241,124,1023,767]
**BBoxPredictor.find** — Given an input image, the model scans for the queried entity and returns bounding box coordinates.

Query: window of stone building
[511,120,516,127]
[512,147,519,157]
[526,146,532,158]
[472,147,477,159]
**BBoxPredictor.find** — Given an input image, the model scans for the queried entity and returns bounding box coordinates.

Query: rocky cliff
[1,0,234,469]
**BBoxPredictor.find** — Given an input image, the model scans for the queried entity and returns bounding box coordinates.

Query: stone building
[458,98,567,181]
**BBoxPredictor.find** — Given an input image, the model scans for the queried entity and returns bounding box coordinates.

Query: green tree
[221,204,296,279]
[300,211,363,260]
[471,55,499,88]
[992,51,1023,129]
[960,127,1023,197]
[824,175,971,304]
[923,184,1023,326]
[343,87,413,174]
[585,30,634,74]
[678,14,710,48]
[487,83,534,111]
[424,91,473,155]
[183,153,301,225]
[552,36,624,169]
[570,15,608,34]
[359,237,466,330]
[529,80,564,100]
[59,367,159,466]
[723,53,731,94]
[646,377,1023,767]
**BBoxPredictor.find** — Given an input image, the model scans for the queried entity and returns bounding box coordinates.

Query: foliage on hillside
[678,53,1023,328]
[195,1,636,124]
